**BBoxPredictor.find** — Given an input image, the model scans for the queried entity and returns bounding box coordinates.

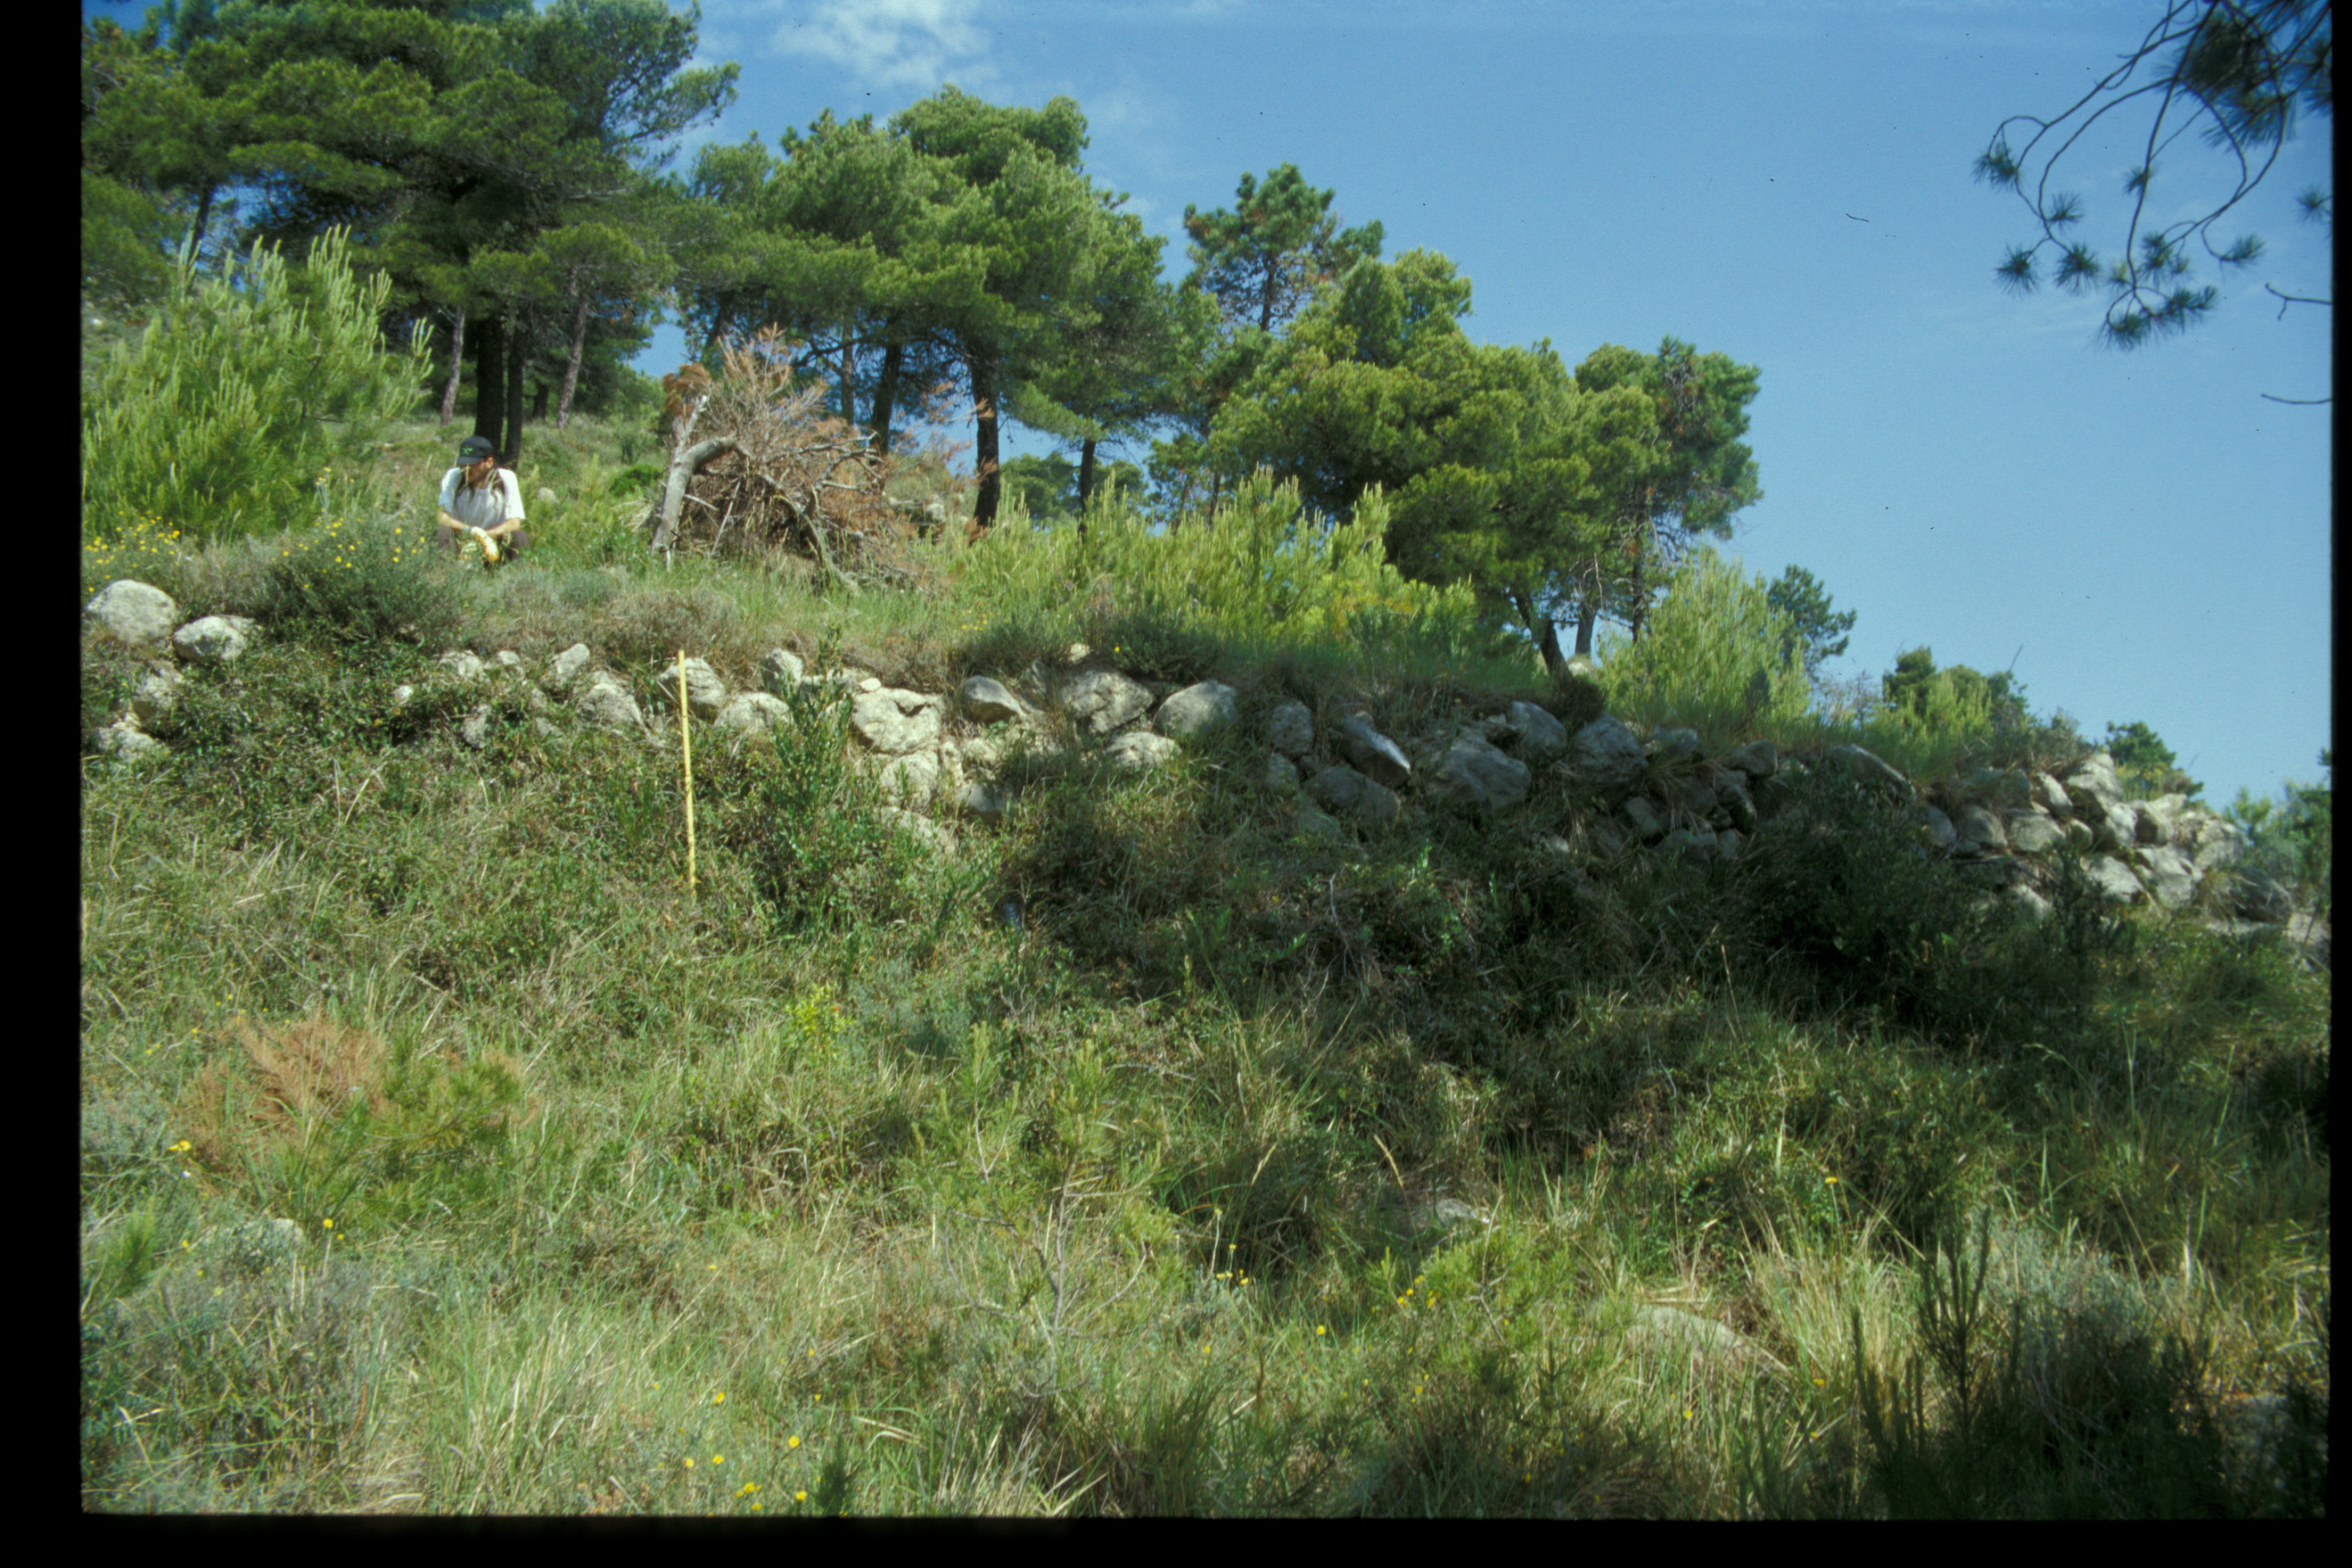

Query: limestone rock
[1568,716,1648,795]
[1309,765,1400,828]
[1336,713,1411,789]
[2139,845,2198,908]
[171,614,259,666]
[1827,744,1912,802]
[1106,731,1179,770]
[950,781,1010,824]
[1713,768,1759,833]
[878,749,945,807]
[460,704,495,750]
[1262,753,1300,796]
[2004,811,2065,855]
[656,657,729,722]
[94,721,167,766]
[761,647,806,696]
[576,673,649,738]
[1953,805,2008,856]
[851,688,943,755]
[715,691,791,734]
[1264,700,1316,759]
[1155,679,1239,742]
[1648,728,1701,766]
[877,806,955,855]
[1919,805,1959,854]
[437,650,487,681]
[1624,1305,1785,1375]
[1500,701,1568,765]
[1621,795,1667,843]
[960,675,1026,723]
[2030,771,2073,818]
[84,580,180,652]
[1063,668,1154,736]
[1720,739,1779,779]
[546,643,592,691]
[129,663,183,727]
[2081,856,2147,906]
[1429,734,1530,812]
[1674,773,1718,820]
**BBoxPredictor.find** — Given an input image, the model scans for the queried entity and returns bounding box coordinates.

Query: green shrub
[258,513,460,647]
[1593,547,1812,746]
[81,227,431,547]
[960,473,1507,665]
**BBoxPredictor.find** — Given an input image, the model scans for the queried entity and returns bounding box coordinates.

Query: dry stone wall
[83,578,2328,970]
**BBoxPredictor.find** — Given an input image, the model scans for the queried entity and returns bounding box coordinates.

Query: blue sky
[680,0,2335,812]
[89,1,2334,810]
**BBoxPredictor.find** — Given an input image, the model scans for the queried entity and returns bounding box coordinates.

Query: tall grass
[82,375,2327,1515]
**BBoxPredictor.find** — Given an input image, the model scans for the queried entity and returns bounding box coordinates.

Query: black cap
[457,436,497,463]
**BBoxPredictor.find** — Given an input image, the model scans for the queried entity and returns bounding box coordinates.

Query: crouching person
[436,435,532,566]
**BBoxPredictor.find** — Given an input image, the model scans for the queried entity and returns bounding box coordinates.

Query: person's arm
[486,471,528,538]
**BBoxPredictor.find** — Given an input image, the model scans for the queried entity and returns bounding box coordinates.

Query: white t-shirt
[438,467,526,530]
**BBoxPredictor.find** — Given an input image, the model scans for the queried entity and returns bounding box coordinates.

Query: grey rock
[546,643,592,691]
[715,691,792,734]
[2140,845,2198,908]
[1648,727,1702,766]
[129,663,183,727]
[876,805,955,855]
[1953,805,2009,856]
[656,656,729,722]
[1155,679,1239,742]
[1714,769,1759,833]
[1501,701,1568,764]
[85,580,182,652]
[2062,818,2095,853]
[1430,734,1530,812]
[1264,700,1316,759]
[851,688,943,755]
[761,647,807,696]
[2228,871,2296,923]
[878,749,945,807]
[2030,771,2073,818]
[1106,731,1180,770]
[2004,810,2066,854]
[960,675,1025,723]
[1337,713,1411,789]
[1674,773,1719,819]
[575,673,649,738]
[460,704,495,750]
[2009,884,2053,922]
[1919,804,1959,854]
[1720,738,1779,779]
[2096,802,2139,855]
[1403,1198,1488,1238]
[1827,743,1912,801]
[490,650,524,674]
[2285,912,2329,972]
[437,650,487,681]
[2136,793,2189,845]
[94,721,167,766]
[1569,715,1649,795]
[2189,816,2247,874]
[950,781,1010,824]
[1621,795,1668,842]
[171,614,259,666]
[1624,1305,1785,1375]
[1309,765,1401,828]
[2082,856,2148,906]
[1063,668,1154,735]
[1262,753,1301,796]
[1293,801,1347,842]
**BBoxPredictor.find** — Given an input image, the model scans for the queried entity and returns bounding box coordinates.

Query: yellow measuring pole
[679,649,698,896]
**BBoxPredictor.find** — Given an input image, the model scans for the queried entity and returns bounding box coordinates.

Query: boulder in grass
[1155,679,1239,742]
[84,580,180,653]
[171,615,259,666]
[1264,700,1316,759]
[1337,713,1411,789]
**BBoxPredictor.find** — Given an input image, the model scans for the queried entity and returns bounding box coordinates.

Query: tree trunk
[438,305,467,425]
[839,324,857,426]
[1077,436,1099,513]
[470,311,504,453]
[870,336,903,455]
[645,433,737,553]
[968,353,1001,536]
[557,294,588,429]
[504,311,526,467]
[1573,599,1599,658]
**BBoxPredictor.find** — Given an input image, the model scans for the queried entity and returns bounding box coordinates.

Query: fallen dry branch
[639,329,933,594]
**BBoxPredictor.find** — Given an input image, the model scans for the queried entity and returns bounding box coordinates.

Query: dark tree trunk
[438,305,466,425]
[557,294,588,429]
[471,311,505,453]
[504,312,526,467]
[839,325,857,426]
[870,336,904,455]
[1077,437,1099,513]
[968,353,1001,535]
[1574,600,1598,658]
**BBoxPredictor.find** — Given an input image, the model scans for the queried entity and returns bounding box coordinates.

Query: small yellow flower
[795,1491,807,1503]
[682,1458,694,1470]
[788,1435,800,1449]
[712,1391,724,1404]
[1316,1325,1326,1336]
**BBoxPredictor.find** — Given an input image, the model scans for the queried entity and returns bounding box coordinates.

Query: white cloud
[756,0,993,91]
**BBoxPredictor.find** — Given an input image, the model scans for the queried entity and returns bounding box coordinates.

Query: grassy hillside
[80,403,2327,1517]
